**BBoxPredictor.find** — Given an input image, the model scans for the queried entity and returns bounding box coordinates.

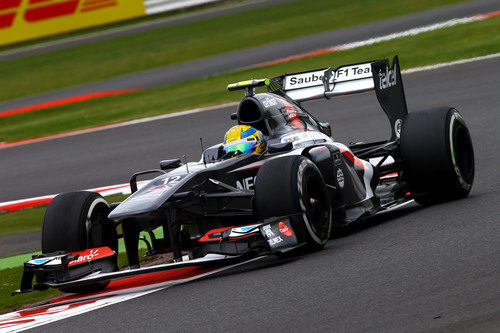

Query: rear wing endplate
[273,56,408,140]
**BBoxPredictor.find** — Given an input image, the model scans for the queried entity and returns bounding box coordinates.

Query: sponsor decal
[333,153,342,166]
[28,256,63,266]
[287,71,325,88]
[282,136,299,143]
[284,63,372,90]
[33,258,51,264]
[262,224,275,238]
[162,175,182,186]
[262,97,278,108]
[68,247,114,266]
[336,168,344,188]
[263,224,283,245]
[261,221,298,249]
[335,64,372,82]
[378,63,397,89]
[236,176,255,190]
[394,119,403,138]
[268,236,283,246]
[238,225,259,232]
[282,100,305,130]
[278,221,293,237]
[228,224,261,238]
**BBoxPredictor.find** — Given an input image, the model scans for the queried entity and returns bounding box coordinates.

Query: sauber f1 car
[14,56,475,295]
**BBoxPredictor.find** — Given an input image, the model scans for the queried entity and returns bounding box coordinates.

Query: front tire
[42,191,118,293]
[255,155,332,252]
[400,107,474,204]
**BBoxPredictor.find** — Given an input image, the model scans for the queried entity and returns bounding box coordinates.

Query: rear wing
[275,62,373,101]
[271,55,409,141]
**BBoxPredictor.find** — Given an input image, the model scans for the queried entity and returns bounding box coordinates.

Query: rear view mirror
[268,142,293,153]
[160,159,182,170]
[319,122,331,137]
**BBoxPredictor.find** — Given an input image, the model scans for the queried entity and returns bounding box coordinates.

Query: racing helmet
[223,125,266,155]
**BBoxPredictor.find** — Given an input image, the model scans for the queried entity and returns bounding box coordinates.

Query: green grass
[0,207,45,236]
[0,16,498,143]
[0,0,465,102]
[0,266,62,314]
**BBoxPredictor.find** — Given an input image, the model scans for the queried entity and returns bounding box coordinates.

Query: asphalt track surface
[7,56,498,331]
[0,0,498,112]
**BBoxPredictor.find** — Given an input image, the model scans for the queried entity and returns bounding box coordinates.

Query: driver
[222,125,266,155]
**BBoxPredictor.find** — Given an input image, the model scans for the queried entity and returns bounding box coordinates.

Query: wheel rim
[303,174,330,242]
[452,123,474,184]
[87,200,115,250]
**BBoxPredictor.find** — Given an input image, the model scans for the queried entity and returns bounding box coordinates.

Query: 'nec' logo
[236,176,255,190]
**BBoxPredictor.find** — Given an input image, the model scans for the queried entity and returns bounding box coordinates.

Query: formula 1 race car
[14,56,475,295]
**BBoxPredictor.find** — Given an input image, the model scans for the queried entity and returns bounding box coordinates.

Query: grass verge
[0,266,62,314]
[0,15,498,142]
[0,0,465,102]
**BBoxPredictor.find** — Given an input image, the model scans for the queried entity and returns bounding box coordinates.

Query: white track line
[334,14,491,51]
[402,53,500,73]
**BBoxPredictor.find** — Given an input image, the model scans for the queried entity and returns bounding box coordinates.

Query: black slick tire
[400,107,474,204]
[42,191,118,293]
[255,155,332,252]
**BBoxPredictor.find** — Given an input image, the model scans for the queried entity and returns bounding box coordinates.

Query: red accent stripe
[0,89,142,119]
[282,99,305,130]
[50,266,216,303]
[339,147,365,170]
[0,196,54,212]
[0,319,35,327]
[380,172,398,179]
[309,146,328,152]
[17,300,97,318]
[257,48,334,67]
[198,226,234,242]
[0,0,20,10]
[0,183,131,212]
[239,164,262,172]
[474,10,500,19]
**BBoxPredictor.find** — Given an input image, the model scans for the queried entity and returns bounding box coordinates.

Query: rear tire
[400,107,474,204]
[42,191,118,293]
[255,155,331,252]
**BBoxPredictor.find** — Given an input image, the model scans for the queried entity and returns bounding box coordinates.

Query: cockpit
[237,93,319,138]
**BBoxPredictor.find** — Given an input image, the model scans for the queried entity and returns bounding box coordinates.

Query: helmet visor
[224,138,258,154]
